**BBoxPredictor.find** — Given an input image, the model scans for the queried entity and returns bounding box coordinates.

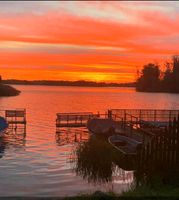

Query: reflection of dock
[56,127,89,146]
[0,127,26,159]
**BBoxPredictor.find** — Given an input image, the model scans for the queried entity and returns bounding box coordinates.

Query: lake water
[0,85,179,197]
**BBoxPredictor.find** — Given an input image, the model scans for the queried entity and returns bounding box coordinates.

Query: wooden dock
[56,112,100,128]
[56,109,179,144]
[0,109,26,131]
[110,109,179,124]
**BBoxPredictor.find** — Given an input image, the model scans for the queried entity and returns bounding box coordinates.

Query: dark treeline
[2,79,136,88]
[136,55,179,93]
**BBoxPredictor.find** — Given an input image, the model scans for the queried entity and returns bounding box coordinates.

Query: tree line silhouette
[136,55,179,93]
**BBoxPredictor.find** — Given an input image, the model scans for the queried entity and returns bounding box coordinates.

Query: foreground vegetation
[122,184,179,197]
[136,55,179,93]
[61,185,179,199]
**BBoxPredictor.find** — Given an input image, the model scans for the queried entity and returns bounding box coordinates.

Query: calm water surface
[0,85,179,197]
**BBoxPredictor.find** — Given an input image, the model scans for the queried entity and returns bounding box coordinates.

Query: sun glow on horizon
[0,1,179,82]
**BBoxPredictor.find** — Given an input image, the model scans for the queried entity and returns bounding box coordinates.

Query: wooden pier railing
[55,109,179,145]
[56,112,100,128]
[110,109,179,124]
[136,116,179,185]
[0,109,26,130]
[56,111,123,131]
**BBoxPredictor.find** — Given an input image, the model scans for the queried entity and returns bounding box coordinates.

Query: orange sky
[1,1,179,82]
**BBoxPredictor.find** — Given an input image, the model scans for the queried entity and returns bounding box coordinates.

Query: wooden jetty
[110,109,179,143]
[110,109,179,124]
[56,109,179,144]
[55,109,179,183]
[0,109,26,131]
[56,112,100,128]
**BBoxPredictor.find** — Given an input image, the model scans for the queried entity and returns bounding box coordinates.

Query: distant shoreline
[2,79,136,88]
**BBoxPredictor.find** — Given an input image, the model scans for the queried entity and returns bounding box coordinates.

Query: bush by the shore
[0,84,20,97]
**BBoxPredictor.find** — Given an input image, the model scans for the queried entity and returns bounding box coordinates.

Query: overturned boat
[87,118,116,135]
[0,116,8,137]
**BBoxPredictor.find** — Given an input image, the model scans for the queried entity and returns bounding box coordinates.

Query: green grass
[60,184,179,199]
[63,191,117,200]
[122,184,179,197]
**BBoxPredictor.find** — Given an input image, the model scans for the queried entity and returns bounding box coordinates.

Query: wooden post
[67,115,69,126]
[108,110,112,119]
[154,110,156,122]
[81,116,83,125]
[124,110,126,130]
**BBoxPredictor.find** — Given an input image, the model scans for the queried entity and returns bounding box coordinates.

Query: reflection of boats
[87,118,116,135]
[0,116,8,137]
[108,135,142,155]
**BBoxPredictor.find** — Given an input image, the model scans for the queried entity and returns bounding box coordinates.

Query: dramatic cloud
[0,1,179,82]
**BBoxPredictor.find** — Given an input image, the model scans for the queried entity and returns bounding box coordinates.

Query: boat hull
[87,118,116,136]
[109,135,142,170]
[108,135,142,155]
[0,116,8,137]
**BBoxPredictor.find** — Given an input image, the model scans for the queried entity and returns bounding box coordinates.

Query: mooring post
[108,110,112,119]
[124,110,126,130]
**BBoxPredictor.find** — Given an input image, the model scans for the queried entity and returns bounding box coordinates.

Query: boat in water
[87,118,116,135]
[108,135,142,155]
[0,116,8,137]
[108,135,142,170]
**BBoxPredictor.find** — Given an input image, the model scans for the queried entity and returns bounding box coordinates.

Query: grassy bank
[0,83,20,96]
[59,185,179,199]
[122,185,179,197]
[63,191,117,200]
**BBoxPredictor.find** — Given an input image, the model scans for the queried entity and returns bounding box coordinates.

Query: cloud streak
[0,1,179,82]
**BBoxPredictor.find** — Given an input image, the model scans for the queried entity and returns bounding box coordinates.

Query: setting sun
[1,1,179,82]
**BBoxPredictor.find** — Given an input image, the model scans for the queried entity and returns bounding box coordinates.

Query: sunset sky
[1,1,179,83]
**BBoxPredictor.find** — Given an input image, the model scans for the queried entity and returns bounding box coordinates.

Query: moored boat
[87,118,116,136]
[109,135,142,170]
[0,116,8,137]
[108,135,142,155]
